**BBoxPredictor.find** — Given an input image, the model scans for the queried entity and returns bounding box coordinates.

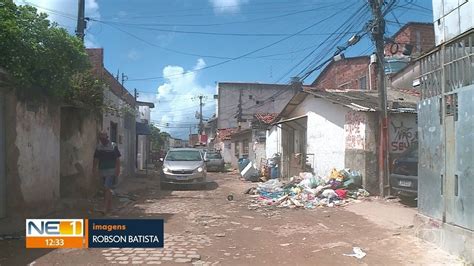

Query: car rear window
[206,153,222,159]
[166,150,202,161]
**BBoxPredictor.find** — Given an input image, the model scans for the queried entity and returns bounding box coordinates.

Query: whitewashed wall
[265,126,281,159]
[13,99,60,212]
[305,99,347,177]
[284,97,347,177]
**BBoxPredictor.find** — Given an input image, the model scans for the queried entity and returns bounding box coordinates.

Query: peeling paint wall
[344,111,367,150]
[60,107,99,198]
[5,93,60,216]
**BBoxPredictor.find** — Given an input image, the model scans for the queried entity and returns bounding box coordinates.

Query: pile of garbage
[247,169,370,209]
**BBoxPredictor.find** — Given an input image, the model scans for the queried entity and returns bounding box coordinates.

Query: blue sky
[15,0,434,139]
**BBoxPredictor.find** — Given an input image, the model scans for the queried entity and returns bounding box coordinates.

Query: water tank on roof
[370,54,377,64]
[385,58,409,75]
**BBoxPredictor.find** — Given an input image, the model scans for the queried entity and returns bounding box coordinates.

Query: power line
[98,3,345,28]
[126,10,346,82]
[295,4,372,79]
[274,3,369,83]
[94,21,354,37]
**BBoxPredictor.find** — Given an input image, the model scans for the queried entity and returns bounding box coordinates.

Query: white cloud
[208,0,249,14]
[84,34,99,48]
[140,59,215,139]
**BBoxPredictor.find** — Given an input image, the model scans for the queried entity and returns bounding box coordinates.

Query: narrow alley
[0,172,460,265]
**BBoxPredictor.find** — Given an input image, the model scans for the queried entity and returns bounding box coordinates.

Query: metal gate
[419,30,474,230]
[0,92,5,218]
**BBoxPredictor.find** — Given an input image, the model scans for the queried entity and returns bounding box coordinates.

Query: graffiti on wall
[344,111,366,150]
[390,119,417,153]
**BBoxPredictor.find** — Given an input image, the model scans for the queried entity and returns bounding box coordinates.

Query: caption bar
[26,219,164,249]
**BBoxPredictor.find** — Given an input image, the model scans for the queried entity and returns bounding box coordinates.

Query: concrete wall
[389,63,420,90]
[230,131,252,168]
[304,99,346,177]
[102,89,135,183]
[433,0,474,45]
[60,107,99,198]
[345,111,379,194]
[265,126,281,159]
[217,83,295,129]
[218,140,234,167]
[282,97,346,177]
[0,92,5,218]
[279,94,380,192]
[253,141,266,169]
[5,92,60,217]
[389,113,418,154]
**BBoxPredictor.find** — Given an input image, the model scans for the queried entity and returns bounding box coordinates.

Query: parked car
[390,143,418,198]
[205,151,225,172]
[161,148,207,185]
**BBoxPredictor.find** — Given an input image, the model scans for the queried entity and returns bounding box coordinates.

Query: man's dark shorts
[102,175,116,189]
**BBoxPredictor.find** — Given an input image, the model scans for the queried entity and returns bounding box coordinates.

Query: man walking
[93,132,121,214]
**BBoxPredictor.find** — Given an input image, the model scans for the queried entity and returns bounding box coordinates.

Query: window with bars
[420,32,474,99]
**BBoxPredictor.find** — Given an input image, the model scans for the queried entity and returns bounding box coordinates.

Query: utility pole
[237,89,243,128]
[198,95,204,135]
[369,0,389,197]
[75,0,86,42]
[121,73,128,86]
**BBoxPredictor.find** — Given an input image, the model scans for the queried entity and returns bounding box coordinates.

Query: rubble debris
[343,247,367,259]
[246,168,370,209]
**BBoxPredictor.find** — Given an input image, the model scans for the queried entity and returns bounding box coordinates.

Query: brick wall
[311,56,377,91]
[86,48,135,106]
[384,23,435,57]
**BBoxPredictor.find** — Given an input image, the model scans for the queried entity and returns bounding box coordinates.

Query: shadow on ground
[160,181,219,191]
[398,196,418,208]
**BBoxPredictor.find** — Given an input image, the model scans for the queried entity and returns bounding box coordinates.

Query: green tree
[150,125,162,151]
[67,71,104,112]
[0,0,91,101]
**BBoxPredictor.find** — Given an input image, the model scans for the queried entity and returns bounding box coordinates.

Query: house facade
[136,101,154,171]
[267,87,417,195]
[87,48,137,184]
[216,82,297,168]
[310,56,377,91]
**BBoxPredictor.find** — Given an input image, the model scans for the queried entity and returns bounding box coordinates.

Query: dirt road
[0,172,461,265]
